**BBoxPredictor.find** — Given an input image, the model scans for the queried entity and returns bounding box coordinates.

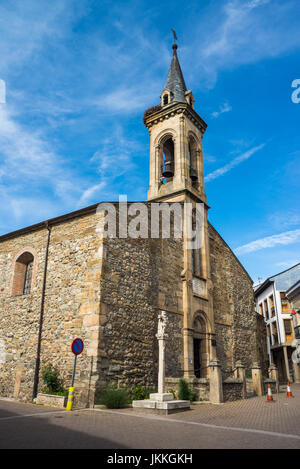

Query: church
[0,42,267,406]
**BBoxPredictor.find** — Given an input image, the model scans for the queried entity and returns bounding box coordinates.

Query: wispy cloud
[235,229,300,255]
[192,0,300,86]
[268,210,300,231]
[77,125,141,206]
[94,83,160,114]
[211,102,232,118]
[78,182,107,206]
[205,143,265,182]
[275,260,300,270]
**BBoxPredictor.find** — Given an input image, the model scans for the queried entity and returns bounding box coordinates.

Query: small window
[163,94,168,105]
[272,322,278,344]
[264,299,269,319]
[284,319,293,341]
[23,261,33,294]
[280,293,289,313]
[12,252,34,296]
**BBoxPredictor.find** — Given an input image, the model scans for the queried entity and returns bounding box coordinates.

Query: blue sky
[0,0,299,282]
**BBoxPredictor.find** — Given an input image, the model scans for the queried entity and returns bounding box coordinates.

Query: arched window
[188,136,198,184]
[163,94,169,105]
[192,207,202,278]
[12,252,35,296]
[161,137,175,182]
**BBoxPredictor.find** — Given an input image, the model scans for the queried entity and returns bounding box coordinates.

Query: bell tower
[143,42,208,204]
[143,41,220,388]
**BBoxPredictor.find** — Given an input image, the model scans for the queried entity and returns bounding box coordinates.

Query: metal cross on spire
[171,29,178,43]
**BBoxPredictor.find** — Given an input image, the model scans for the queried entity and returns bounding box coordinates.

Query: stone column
[268,363,279,393]
[293,362,300,384]
[183,328,194,379]
[234,361,247,399]
[251,363,264,396]
[209,359,223,404]
[150,311,173,401]
[283,346,292,382]
[157,331,167,394]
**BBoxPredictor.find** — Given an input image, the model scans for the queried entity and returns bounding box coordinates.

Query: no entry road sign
[71,338,84,355]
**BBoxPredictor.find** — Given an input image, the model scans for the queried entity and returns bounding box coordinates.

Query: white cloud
[235,229,300,255]
[77,125,141,207]
[275,260,300,270]
[268,210,300,231]
[0,101,84,230]
[204,143,265,182]
[78,182,107,206]
[193,0,300,86]
[211,102,232,118]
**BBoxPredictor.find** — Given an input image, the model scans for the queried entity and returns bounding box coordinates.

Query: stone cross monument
[156,311,168,394]
[132,310,190,414]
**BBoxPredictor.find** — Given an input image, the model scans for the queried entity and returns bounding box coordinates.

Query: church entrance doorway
[193,338,201,378]
[193,313,210,378]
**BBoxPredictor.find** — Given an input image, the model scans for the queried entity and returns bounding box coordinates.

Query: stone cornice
[144,102,207,135]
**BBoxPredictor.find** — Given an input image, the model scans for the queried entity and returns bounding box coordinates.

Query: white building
[255,263,300,383]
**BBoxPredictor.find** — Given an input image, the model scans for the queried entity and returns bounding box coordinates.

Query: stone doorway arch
[193,313,211,378]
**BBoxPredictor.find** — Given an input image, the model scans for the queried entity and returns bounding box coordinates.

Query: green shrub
[168,389,177,399]
[131,386,157,400]
[178,378,196,402]
[42,364,66,395]
[131,386,148,400]
[97,387,129,409]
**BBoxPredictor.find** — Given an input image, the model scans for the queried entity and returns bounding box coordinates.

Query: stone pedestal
[268,364,279,392]
[234,361,247,399]
[132,395,190,415]
[209,359,223,404]
[251,363,263,396]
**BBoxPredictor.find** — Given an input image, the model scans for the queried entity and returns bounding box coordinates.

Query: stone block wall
[209,224,257,374]
[256,313,269,376]
[98,206,184,390]
[223,378,244,401]
[0,205,185,404]
[0,211,106,406]
[164,377,210,401]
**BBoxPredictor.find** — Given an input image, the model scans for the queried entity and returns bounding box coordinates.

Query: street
[0,384,300,449]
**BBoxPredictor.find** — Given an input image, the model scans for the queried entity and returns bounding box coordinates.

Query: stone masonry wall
[0,205,185,404]
[0,212,105,406]
[256,313,269,376]
[209,224,257,375]
[98,208,184,391]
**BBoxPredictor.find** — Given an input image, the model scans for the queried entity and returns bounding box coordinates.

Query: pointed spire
[164,43,187,103]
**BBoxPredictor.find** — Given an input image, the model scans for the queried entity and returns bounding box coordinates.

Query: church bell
[190,168,198,182]
[162,159,174,178]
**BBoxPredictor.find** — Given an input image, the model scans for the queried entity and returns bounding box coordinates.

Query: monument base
[132,394,190,415]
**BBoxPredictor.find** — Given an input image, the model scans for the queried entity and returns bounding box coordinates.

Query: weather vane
[171,29,178,43]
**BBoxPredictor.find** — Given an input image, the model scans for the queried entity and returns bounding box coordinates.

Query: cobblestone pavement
[0,384,300,449]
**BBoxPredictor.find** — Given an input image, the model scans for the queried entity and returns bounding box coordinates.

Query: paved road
[0,384,300,449]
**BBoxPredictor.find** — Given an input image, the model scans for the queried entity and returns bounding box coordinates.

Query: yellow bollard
[66,386,75,411]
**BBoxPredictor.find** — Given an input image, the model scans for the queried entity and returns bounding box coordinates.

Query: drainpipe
[32,221,51,400]
[273,283,282,345]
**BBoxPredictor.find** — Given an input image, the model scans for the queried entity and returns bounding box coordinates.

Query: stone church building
[0,43,267,406]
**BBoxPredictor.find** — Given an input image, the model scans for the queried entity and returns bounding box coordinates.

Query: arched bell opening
[188,135,199,188]
[161,137,175,183]
[193,314,210,378]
